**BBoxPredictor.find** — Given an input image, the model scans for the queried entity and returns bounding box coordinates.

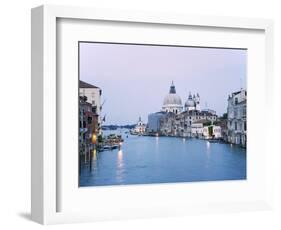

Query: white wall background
[0,0,280,229]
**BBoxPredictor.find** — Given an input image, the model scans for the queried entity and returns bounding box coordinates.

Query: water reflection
[89,148,98,172]
[155,136,159,148]
[117,149,123,164]
[93,149,97,161]
[116,149,124,183]
[206,141,211,150]
[205,141,211,169]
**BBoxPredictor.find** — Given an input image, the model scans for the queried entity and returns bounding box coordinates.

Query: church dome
[185,93,195,107]
[185,99,195,107]
[162,82,183,114]
[163,94,182,106]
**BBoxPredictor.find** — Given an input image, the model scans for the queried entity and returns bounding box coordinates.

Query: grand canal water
[79,129,246,187]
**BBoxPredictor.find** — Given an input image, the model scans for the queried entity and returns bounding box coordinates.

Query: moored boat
[103,145,111,150]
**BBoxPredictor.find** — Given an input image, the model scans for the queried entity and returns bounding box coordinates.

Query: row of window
[229,121,247,131]
[228,107,246,118]
[80,105,97,114]
[79,116,94,128]
[187,116,216,120]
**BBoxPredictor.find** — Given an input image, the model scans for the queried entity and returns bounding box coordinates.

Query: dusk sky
[80,42,247,125]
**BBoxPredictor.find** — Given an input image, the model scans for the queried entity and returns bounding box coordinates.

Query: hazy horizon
[80,42,247,125]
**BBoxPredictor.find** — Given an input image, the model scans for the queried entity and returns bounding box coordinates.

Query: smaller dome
[185,99,195,107]
[185,92,196,108]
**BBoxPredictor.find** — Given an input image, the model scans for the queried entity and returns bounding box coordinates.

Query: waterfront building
[227,89,247,147]
[131,117,146,135]
[147,112,167,134]
[79,96,99,156]
[215,115,228,141]
[202,125,222,139]
[159,112,178,136]
[190,120,222,139]
[159,109,217,137]
[191,122,204,137]
[79,80,102,123]
[162,81,183,114]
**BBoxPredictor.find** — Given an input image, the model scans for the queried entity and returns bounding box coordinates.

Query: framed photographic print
[78,42,247,187]
[31,5,274,224]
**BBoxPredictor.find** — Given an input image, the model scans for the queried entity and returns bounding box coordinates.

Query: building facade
[191,122,204,137]
[227,89,247,147]
[202,125,222,139]
[79,80,102,123]
[147,112,167,134]
[79,96,99,156]
[159,110,217,137]
[215,116,228,141]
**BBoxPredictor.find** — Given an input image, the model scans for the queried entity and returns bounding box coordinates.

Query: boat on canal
[103,145,111,150]
[100,133,124,151]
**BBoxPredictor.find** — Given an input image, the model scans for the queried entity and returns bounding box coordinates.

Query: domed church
[162,81,183,114]
[148,82,216,136]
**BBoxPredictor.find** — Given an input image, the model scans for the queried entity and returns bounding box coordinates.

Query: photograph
[78,42,247,187]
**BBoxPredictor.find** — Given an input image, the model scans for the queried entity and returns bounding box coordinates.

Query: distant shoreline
[102,125,135,130]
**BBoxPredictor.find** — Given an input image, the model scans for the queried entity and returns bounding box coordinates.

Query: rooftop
[232,90,242,96]
[79,80,99,89]
[180,110,216,116]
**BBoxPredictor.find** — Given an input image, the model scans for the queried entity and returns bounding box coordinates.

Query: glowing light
[92,134,97,144]
[183,138,186,142]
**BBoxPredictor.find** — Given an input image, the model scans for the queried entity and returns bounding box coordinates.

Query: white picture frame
[31,5,274,225]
